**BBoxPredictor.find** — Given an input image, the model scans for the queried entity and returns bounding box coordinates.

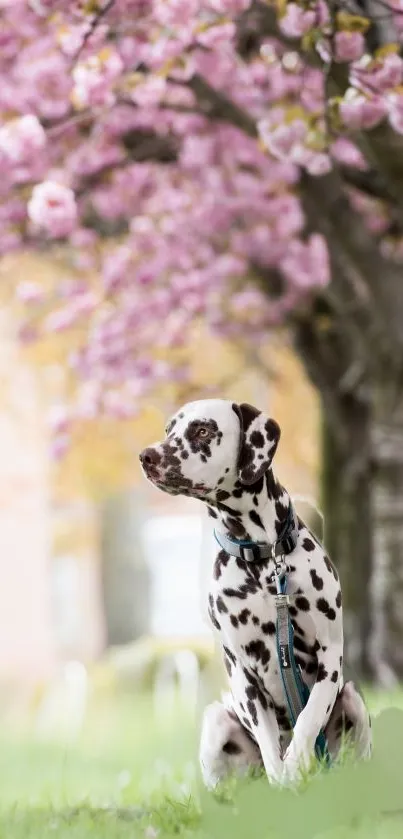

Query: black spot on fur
[244,640,271,667]
[207,506,218,519]
[216,596,228,614]
[324,555,339,580]
[331,670,339,683]
[310,569,324,591]
[317,597,336,621]
[213,550,229,580]
[291,619,305,637]
[293,634,310,654]
[243,669,268,709]
[303,538,315,552]
[249,510,264,529]
[252,615,260,626]
[317,662,328,682]
[208,594,221,631]
[225,517,248,540]
[265,471,283,501]
[230,614,239,627]
[335,589,342,608]
[222,740,242,755]
[223,654,232,676]
[274,500,288,536]
[165,419,176,434]
[223,646,236,666]
[224,587,246,600]
[295,596,310,612]
[247,699,258,726]
[261,620,276,636]
[216,489,231,502]
[250,430,265,448]
[238,609,251,625]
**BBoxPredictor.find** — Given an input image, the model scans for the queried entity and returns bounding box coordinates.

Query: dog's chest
[208,552,318,694]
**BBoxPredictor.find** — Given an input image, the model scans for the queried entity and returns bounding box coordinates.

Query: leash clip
[270,545,288,593]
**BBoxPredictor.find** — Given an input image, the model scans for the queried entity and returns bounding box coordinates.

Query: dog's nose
[139,447,161,467]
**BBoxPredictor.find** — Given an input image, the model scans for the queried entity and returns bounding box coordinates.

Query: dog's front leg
[283,643,341,781]
[231,666,283,785]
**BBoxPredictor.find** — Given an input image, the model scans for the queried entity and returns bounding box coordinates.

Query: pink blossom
[390,0,403,33]
[197,23,236,49]
[208,0,249,11]
[350,53,403,95]
[50,433,70,461]
[43,306,78,332]
[281,234,330,288]
[330,138,368,170]
[19,53,72,120]
[293,146,332,176]
[0,229,22,254]
[258,117,307,159]
[72,49,123,108]
[17,322,39,344]
[0,115,46,163]
[16,281,45,304]
[279,4,316,38]
[103,246,132,292]
[340,92,386,130]
[57,24,88,56]
[47,405,71,435]
[130,77,167,107]
[28,181,77,237]
[334,32,365,63]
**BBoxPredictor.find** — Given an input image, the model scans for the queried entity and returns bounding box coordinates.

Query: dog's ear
[232,402,280,485]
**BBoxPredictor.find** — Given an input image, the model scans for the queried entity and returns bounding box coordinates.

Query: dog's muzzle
[139,446,162,481]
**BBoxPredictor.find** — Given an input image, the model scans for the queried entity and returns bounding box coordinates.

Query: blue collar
[214,501,298,563]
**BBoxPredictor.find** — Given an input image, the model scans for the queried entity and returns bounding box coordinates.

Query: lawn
[1,690,403,839]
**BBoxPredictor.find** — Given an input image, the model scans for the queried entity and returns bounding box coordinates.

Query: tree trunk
[370,396,403,686]
[321,395,373,682]
[99,489,151,647]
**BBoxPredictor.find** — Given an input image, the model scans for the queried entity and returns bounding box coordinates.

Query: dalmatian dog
[140,400,372,787]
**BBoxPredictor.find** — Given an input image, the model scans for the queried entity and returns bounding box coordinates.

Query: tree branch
[73,0,115,64]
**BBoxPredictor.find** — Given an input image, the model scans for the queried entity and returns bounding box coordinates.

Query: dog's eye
[197,427,209,438]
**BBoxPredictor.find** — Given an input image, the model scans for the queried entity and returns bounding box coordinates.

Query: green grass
[0,691,403,838]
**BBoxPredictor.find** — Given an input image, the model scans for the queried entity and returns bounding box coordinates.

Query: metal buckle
[239,544,260,562]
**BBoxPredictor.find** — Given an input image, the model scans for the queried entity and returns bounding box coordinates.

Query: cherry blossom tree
[2,0,403,681]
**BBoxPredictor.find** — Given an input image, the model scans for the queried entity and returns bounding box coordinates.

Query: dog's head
[139,399,280,499]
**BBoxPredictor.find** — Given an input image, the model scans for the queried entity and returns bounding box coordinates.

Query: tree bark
[99,489,151,647]
[370,397,403,686]
[321,399,373,682]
